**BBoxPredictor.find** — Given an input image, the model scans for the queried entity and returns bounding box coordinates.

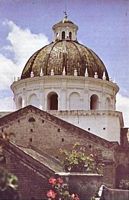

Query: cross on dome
[63,11,68,22]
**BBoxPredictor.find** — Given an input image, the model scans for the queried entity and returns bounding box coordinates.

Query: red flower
[49,177,57,185]
[71,194,80,200]
[57,177,63,184]
[47,190,56,199]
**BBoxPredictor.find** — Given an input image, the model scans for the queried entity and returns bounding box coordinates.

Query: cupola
[52,12,78,41]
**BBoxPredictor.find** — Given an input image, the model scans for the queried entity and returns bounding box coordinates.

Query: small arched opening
[18,96,22,109]
[47,92,58,110]
[69,32,72,40]
[62,31,65,40]
[90,94,99,110]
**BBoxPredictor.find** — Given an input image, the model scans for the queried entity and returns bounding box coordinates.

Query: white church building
[11,14,123,142]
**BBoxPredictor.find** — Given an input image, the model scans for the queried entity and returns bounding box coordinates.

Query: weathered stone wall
[3,143,53,200]
[103,161,116,188]
[0,106,126,188]
[0,107,114,160]
[120,128,129,147]
[114,146,129,188]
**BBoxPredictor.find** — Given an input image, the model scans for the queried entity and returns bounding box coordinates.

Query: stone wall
[0,107,115,159]
[114,145,129,188]
[0,106,124,188]
[3,142,54,200]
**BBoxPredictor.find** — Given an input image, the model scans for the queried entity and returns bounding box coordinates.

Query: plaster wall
[11,76,118,111]
[50,110,122,142]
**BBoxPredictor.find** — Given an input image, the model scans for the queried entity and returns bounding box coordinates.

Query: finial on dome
[64,11,68,19]
[63,11,68,23]
[94,72,98,78]
[51,69,54,76]
[74,69,78,76]
[40,68,43,77]
[102,71,106,80]
[109,77,112,81]
[30,71,34,78]
[85,67,88,77]
[62,67,66,75]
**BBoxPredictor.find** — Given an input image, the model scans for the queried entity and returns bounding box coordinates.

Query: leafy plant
[60,143,104,174]
[0,167,18,190]
[0,167,19,200]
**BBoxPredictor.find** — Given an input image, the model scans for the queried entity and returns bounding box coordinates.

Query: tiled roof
[21,40,109,80]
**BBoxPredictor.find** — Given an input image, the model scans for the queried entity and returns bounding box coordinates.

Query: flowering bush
[47,176,80,200]
[60,143,103,173]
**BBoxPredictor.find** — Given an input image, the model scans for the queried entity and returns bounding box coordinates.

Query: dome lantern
[52,13,78,41]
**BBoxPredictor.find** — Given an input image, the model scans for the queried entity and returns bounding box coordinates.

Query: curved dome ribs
[89,49,109,80]
[21,50,40,79]
[85,47,101,78]
[70,41,85,76]
[21,43,52,79]
[45,42,59,75]
[77,42,107,80]
[36,42,55,76]
[21,38,109,80]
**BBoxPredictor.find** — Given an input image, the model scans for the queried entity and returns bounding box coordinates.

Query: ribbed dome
[21,40,109,80]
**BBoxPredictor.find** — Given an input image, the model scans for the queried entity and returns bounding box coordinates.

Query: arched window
[69,32,72,40]
[47,92,58,110]
[18,96,22,109]
[90,94,99,110]
[62,31,65,40]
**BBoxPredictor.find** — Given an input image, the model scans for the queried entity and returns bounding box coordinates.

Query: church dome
[21,14,109,80]
[11,14,120,143]
[21,40,109,80]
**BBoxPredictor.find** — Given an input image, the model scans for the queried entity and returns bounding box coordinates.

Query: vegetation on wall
[60,143,104,174]
[119,179,129,190]
[0,167,19,200]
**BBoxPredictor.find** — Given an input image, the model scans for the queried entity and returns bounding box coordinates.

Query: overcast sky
[0,0,129,126]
